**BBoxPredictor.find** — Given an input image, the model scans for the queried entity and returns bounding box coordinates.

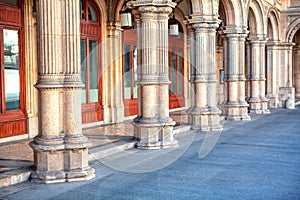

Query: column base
[64,136,95,182]
[188,108,223,131]
[260,98,270,114]
[30,171,66,184]
[223,103,251,121]
[249,100,262,114]
[30,140,65,184]
[64,148,95,182]
[30,137,95,184]
[133,120,178,149]
[65,167,95,182]
[266,94,278,108]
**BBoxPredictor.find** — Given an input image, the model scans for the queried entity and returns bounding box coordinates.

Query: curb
[0,168,32,189]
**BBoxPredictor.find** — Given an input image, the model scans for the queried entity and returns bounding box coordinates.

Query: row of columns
[30,0,278,183]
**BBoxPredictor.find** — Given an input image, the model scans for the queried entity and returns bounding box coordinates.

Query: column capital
[221,26,249,39]
[266,40,280,46]
[188,14,220,31]
[129,0,176,15]
[188,14,220,25]
[247,34,268,43]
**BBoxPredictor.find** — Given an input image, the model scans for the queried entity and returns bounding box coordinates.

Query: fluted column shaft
[266,42,279,108]
[247,38,269,114]
[222,30,250,121]
[187,19,222,131]
[130,0,178,149]
[30,0,94,183]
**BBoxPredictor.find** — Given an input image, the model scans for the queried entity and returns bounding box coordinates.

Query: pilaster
[129,0,178,149]
[24,0,39,138]
[222,28,250,121]
[187,16,222,131]
[103,22,124,123]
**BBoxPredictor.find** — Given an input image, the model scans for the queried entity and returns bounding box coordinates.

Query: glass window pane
[80,0,85,19]
[172,52,176,95]
[89,40,98,103]
[168,51,170,95]
[133,46,138,99]
[178,52,182,95]
[0,0,17,5]
[124,45,131,99]
[88,3,97,21]
[4,29,20,110]
[80,39,87,104]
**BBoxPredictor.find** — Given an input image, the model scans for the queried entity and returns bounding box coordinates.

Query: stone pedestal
[30,0,94,183]
[187,17,223,131]
[278,87,295,108]
[222,29,250,121]
[129,0,178,149]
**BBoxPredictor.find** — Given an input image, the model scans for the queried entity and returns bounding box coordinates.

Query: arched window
[122,18,185,117]
[123,29,138,116]
[0,0,27,138]
[168,19,184,109]
[80,0,102,123]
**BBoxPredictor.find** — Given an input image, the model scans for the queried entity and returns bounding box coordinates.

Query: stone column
[30,0,94,183]
[293,45,300,100]
[129,0,178,149]
[266,42,279,108]
[222,29,250,121]
[247,38,270,113]
[30,0,65,183]
[248,39,263,113]
[187,19,222,131]
[62,0,95,182]
[258,39,270,113]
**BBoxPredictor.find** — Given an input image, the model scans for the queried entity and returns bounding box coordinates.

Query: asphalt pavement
[1,106,300,200]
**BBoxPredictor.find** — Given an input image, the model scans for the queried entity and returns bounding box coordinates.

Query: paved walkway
[0,107,300,199]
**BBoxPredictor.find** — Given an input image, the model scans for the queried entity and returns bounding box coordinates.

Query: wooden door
[123,30,138,116]
[0,1,27,138]
[80,0,103,123]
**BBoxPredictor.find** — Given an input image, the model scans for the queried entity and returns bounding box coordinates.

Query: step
[0,167,32,189]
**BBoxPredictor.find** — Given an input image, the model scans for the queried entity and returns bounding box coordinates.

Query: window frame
[80,0,103,123]
[0,0,27,138]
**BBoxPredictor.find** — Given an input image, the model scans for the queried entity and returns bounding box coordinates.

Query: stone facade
[0,0,299,183]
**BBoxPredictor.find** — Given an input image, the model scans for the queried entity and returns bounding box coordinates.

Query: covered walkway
[0,106,299,199]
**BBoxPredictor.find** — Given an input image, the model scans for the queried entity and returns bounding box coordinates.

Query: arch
[267,9,280,41]
[219,0,235,27]
[286,17,300,43]
[91,0,107,40]
[249,0,264,35]
[80,0,105,123]
[248,8,257,34]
